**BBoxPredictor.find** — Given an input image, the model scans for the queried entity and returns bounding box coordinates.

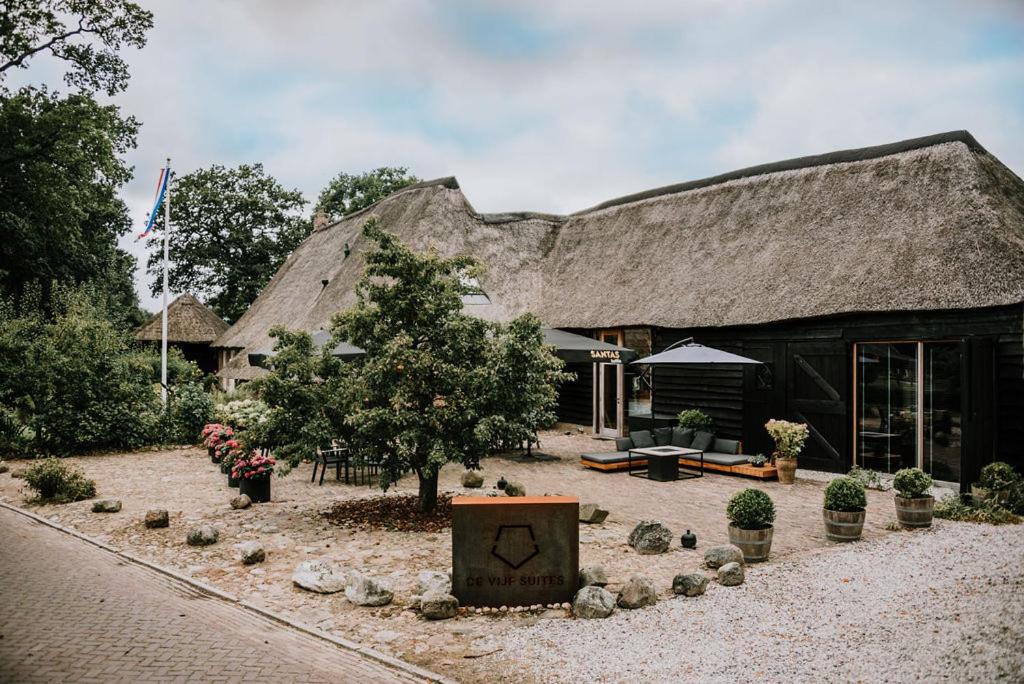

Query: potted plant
[232,450,276,503]
[726,488,775,562]
[218,440,243,487]
[823,476,867,542]
[202,423,234,462]
[677,409,713,433]
[893,467,934,528]
[765,419,809,484]
[972,462,1017,503]
[748,453,768,468]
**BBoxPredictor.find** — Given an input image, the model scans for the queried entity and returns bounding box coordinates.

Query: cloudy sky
[28,0,1024,310]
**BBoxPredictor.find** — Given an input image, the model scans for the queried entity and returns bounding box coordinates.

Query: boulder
[504,481,526,497]
[420,592,459,620]
[704,545,745,569]
[0,462,8,474]
[346,573,394,606]
[230,494,252,510]
[717,562,745,587]
[579,503,609,524]
[144,509,169,529]
[628,520,672,554]
[672,573,709,597]
[91,499,121,513]
[416,570,452,596]
[578,566,608,588]
[617,575,658,609]
[186,525,219,546]
[292,560,347,594]
[572,585,616,619]
[239,541,265,565]
[460,470,484,488]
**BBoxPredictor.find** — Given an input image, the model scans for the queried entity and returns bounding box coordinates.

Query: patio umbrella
[247,329,365,368]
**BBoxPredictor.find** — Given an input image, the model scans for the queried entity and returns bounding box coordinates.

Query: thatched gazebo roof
[214,131,1024,379]
[136,293,229,344]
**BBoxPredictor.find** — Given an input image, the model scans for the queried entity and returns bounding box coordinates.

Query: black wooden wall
[557,362,593,425]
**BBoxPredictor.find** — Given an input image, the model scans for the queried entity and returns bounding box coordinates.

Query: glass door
[924,342,962,483]
[598,362,623,437]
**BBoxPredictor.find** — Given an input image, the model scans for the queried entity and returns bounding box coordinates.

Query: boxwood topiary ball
[824,476,867,512]
[726,488,776,530]
[893,468,933,499]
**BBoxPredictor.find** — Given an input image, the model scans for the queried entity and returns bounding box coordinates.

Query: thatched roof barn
[137,293,228,373]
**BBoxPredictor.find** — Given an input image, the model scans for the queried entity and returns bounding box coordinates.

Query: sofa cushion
[630,430,655,448]
[614,437,634,452]
[691,430,715,451]
[653,427,672,446]
[701,452,751,466]
[712,438,741,455]
[581,452,631,464]
[671,427,694,448]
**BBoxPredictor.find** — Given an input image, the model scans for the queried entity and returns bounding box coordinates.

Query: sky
[16,0,1024,311]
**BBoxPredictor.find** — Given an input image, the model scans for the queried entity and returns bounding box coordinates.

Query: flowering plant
[765,419,809,460]
[214,399,269,432]
[231,451,276,480]
[201,423,234,449]
[217,439,243,469]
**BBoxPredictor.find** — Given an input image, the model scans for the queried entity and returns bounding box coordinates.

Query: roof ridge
[315,176,460,232]
[573,130,986,216]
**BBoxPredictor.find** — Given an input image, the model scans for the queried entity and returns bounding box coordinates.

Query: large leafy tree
[0,87,143,323]
[315,166,419,220]
[0,0,153,96]
[147,163,309,323]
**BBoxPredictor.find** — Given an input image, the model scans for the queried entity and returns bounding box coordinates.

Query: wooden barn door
[787,341,849,472]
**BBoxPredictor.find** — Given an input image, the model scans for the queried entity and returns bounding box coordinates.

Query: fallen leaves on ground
[322,493,453,532]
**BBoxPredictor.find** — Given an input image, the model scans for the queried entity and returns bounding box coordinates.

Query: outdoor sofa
[580,428,777,480]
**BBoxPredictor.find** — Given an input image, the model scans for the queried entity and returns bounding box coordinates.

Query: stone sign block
[452,496,579,608]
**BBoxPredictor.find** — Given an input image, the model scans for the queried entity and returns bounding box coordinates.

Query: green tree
[147,163,309,323]
[315,166,419,220]
[0,0,153,96]
[0,87,142,322]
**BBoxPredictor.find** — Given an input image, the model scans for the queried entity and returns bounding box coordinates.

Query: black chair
[312,447,347,485]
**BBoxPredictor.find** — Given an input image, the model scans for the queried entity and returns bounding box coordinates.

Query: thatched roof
[136,293,228,344]
[214,131,1024,378]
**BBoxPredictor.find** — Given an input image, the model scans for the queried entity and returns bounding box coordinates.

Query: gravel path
[489,521,1024,683]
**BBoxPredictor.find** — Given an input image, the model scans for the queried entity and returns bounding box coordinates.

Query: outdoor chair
[312,446,347,485]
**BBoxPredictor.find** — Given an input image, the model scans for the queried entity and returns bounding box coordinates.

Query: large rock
[460,470,484,488]
[628,520,672,554]
[717,562,745,586]
[346,573,394,606]
[0,462,8,474]
[144,509,169,529]
[704,545,745,569]
[186,525,218,546]
[420,592,459,620]
[239,541,265,565]
[91,499,121,513]
[578,566,608,588]
[230,494,252,510]
[579,503,609,524]
[672,573,709,597]
[416,570,452,596]
[617,575,658,609]
[504,481,526,497]
[572,585,616,619]
[292,560,347,594]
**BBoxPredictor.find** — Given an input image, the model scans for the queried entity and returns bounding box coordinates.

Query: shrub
[978,462,1018,493]
[893,467,933,499]
[678,409,713,433]
[764,419,809,459]
[231,450,276,480]
[1005,480,1024,516]
[0,409,34,459]
[848,465,889,491]
[726,488,776,529]
[214,398,269,433]
[934,494,1021,525]
[169,383,215,443]
[23,458,96,503]
[824,476,867,511]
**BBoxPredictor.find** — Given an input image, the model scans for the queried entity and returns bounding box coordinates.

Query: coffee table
[628,446,704,481]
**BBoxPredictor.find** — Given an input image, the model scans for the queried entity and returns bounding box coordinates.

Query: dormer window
[459,275,491,305]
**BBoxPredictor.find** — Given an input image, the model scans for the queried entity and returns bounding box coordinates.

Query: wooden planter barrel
[894,495,933,528]
[239,476,271,503]
[823,508,865,542]
[776,458,797,484]
[727,524,773,562]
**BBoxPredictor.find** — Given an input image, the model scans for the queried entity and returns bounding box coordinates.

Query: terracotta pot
[776,457,797,484]
[823,508,865,542]
[727,523,773,563]
[894,495,934,528]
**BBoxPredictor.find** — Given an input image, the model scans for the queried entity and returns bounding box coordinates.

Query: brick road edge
[0,500,456,684]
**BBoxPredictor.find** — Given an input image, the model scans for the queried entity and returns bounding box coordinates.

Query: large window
[855,341,962,483]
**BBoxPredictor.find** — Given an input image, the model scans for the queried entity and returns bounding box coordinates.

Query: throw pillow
[630,430,655,449]
[691,430,715,452]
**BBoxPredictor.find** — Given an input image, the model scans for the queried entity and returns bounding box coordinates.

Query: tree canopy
[0,0,153,96]
[146,163,310,323]
[315,166,419,220]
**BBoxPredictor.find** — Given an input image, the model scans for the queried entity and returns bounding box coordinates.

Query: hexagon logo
[490,524,540,570]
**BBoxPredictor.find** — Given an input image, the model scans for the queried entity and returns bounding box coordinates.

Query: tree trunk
[418,470,439,513]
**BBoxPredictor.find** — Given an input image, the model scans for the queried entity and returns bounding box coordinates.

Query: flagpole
[161,158,171,407]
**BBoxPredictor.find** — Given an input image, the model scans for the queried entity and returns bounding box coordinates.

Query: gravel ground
[487,521,1024,683]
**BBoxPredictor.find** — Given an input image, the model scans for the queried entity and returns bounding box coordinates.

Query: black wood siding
[557,362,592,425]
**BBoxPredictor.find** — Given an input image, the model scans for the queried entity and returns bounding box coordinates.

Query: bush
[726,488,776,529]
[0,409,34,459]
[1005,480,1024,516]
[23,458,96,503]
[169,383,215,443]
[978,462,1018,493]
[848,465,889,491]
[677,409,713,433]
[765,419,809,459]
[824,476,867,511]
[214,398,269,433]
[893,467,933,499]
[935,494,1021,525]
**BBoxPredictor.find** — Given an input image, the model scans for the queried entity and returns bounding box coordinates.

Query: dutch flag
[138,167,170,239]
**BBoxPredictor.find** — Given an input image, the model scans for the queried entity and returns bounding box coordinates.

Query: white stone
[292,560,347,594]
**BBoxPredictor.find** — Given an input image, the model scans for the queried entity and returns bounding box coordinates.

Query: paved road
[0,506,428,683]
